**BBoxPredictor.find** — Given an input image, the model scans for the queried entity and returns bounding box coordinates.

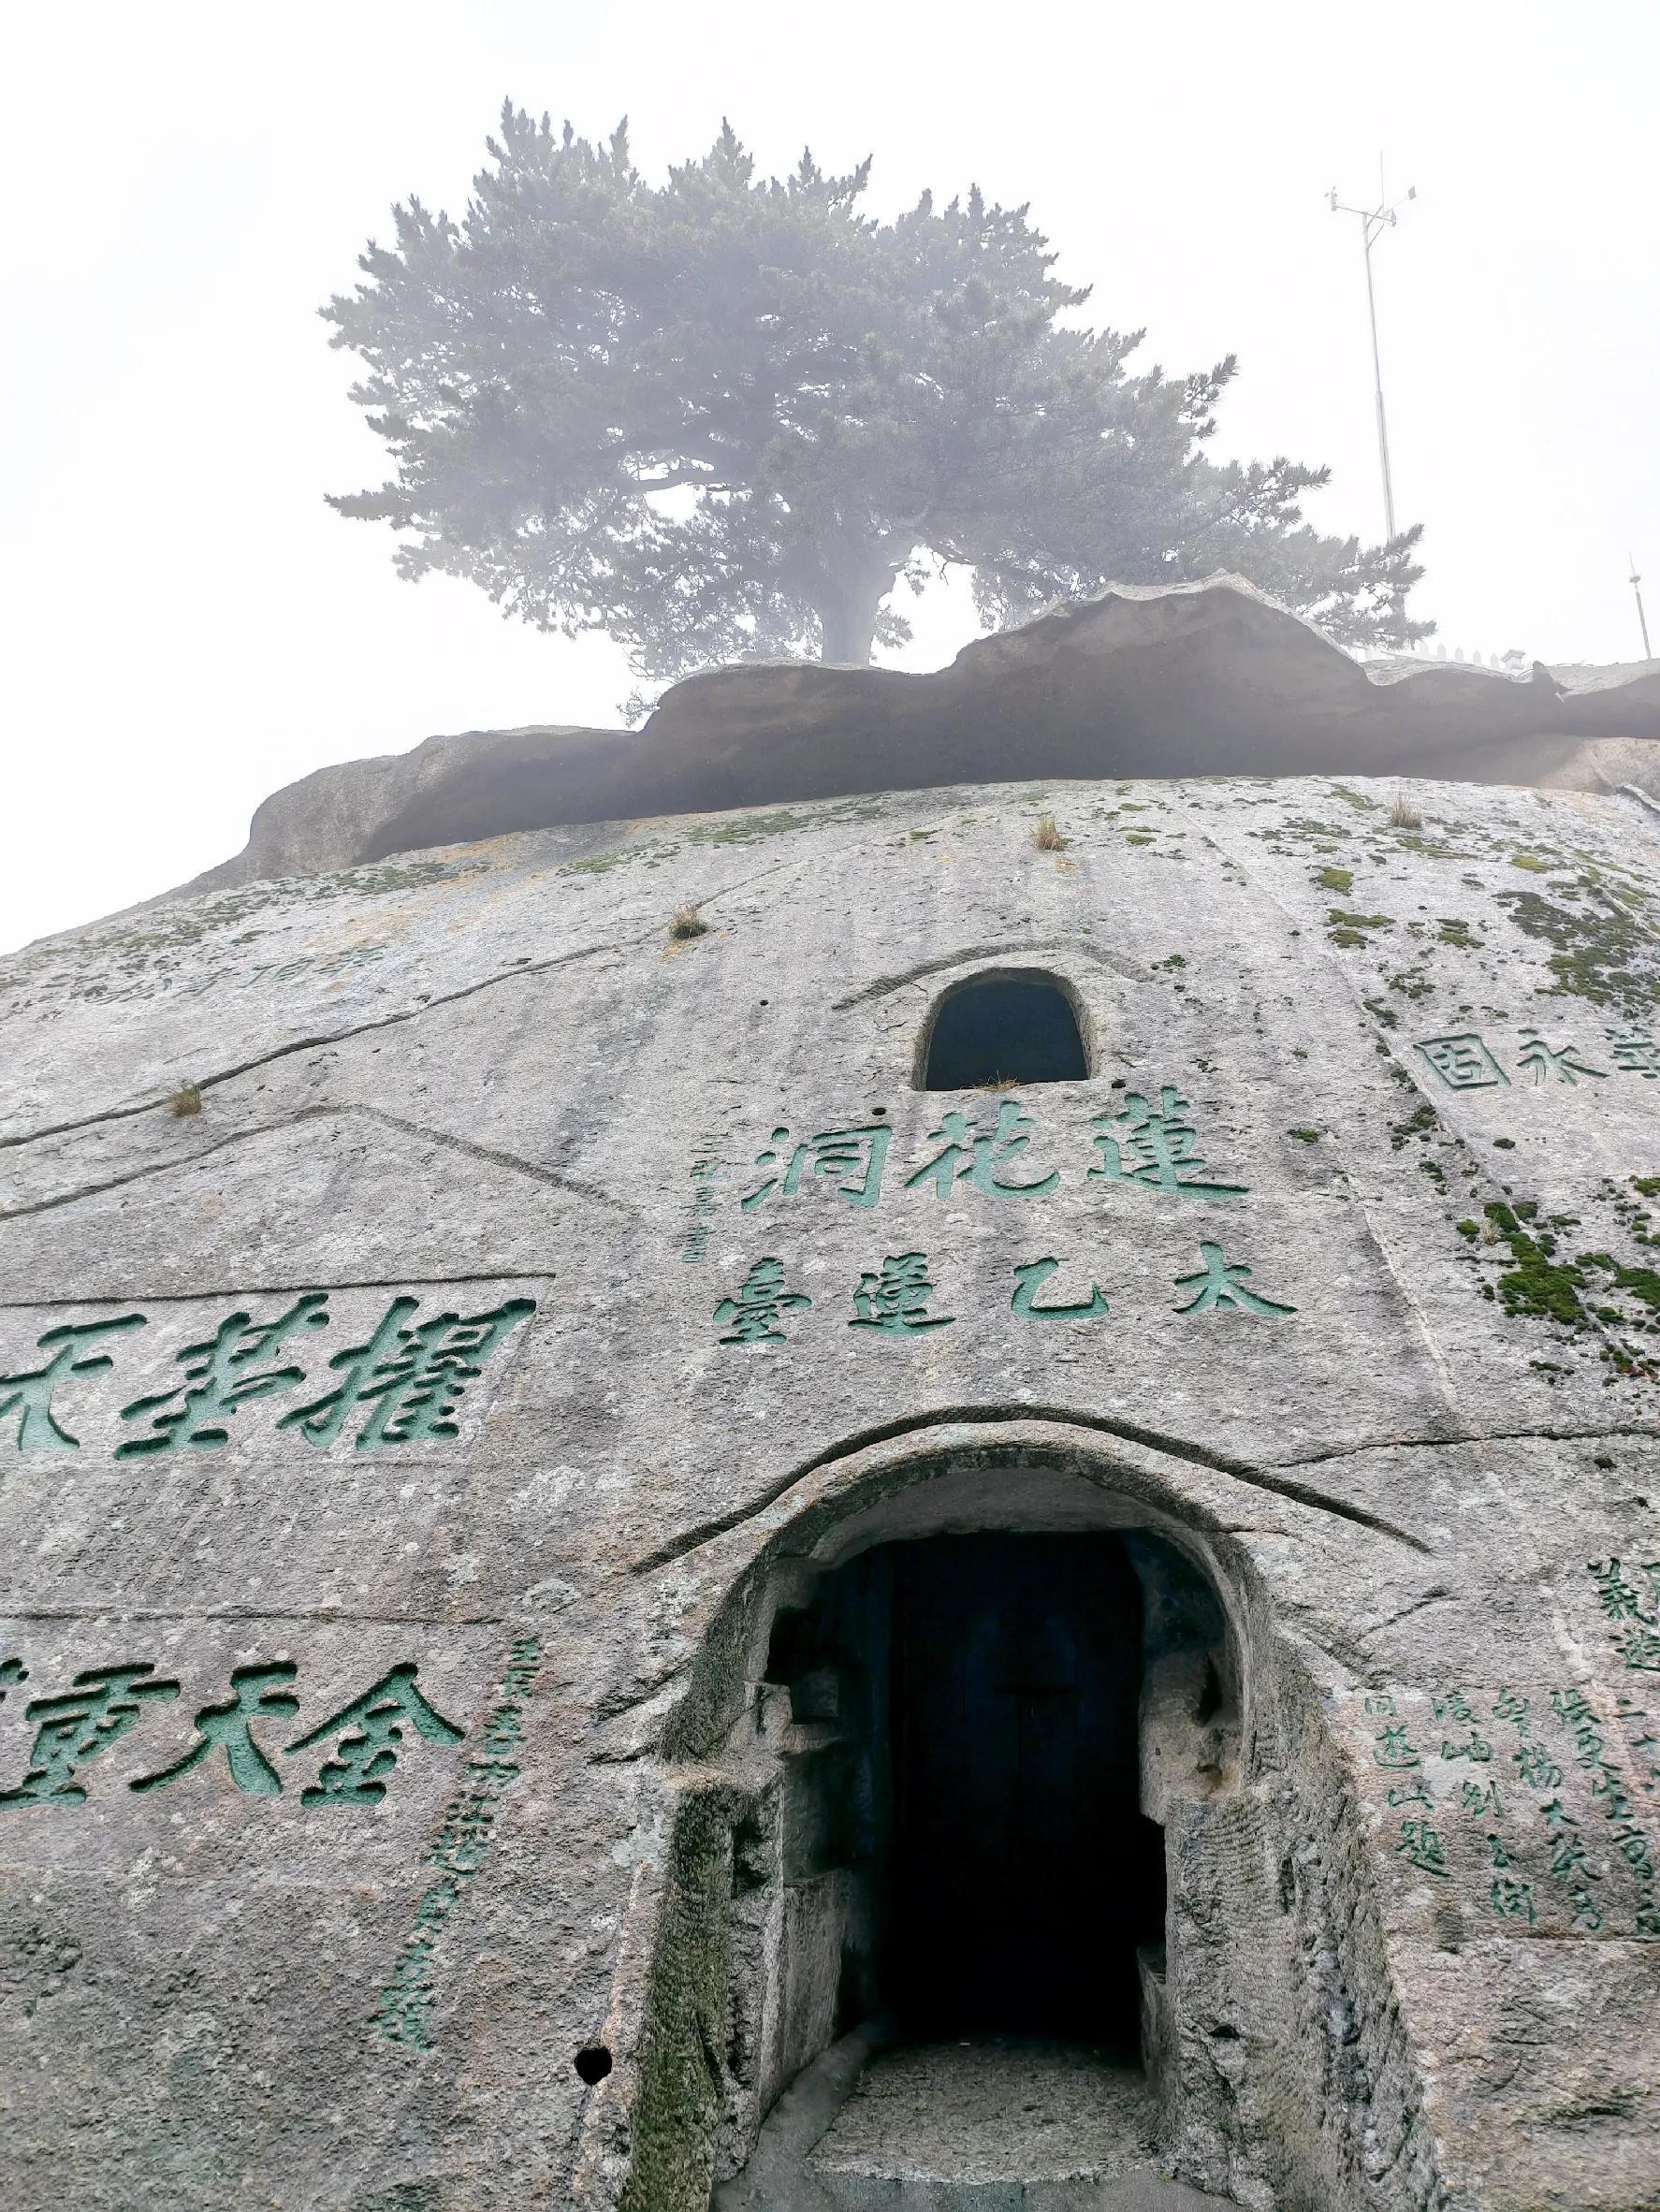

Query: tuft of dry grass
[668,903,710,940]
[167,1083,203,1118]
[1390,792,1423,831]
[973,1075,1023,1092]
[1031,813,1069,851]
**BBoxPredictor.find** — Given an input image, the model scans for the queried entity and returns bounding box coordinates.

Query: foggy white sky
[4,1,1656,955]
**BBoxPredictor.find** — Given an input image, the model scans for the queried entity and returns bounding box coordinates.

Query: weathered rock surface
[3,760,1660,2211]
[160,576,1660,909]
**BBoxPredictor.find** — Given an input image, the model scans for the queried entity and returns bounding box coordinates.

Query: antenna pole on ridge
[1329,159,1417,544]
[1632,553,1653,661]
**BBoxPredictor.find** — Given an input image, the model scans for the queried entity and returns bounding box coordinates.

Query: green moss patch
[1327,909,1394,948]
[1483,1201,1588,1327]
[1497,882,1659,1007]
[1391,1104,1438,1150]
[1469,1198,1660,1378]
[1436,919,1484,950]
[1387,968,1432,999]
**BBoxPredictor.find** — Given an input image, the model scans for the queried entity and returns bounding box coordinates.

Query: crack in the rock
[0,1607,506,1627]
[0,1101,640,1227]
[0,1269,552,1310]
[0,938,619,1157]
[630,1404,1434,1577]
[831,935,1151,1010]
[1,1126,253,1224]
[1349,1586,1455,1645]
[591,1672,686,1726]
[1274,1423,1660,1470]
[3,834,819,1169]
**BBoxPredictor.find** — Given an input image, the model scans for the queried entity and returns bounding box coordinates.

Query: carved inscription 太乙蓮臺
[709,1242,1293,1346]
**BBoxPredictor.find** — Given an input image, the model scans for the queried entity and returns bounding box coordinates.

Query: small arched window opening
[918,970,1089,1090]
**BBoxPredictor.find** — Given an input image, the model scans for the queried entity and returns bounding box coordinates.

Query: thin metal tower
[1330,159,1417,542]
[1632,553,1653,661]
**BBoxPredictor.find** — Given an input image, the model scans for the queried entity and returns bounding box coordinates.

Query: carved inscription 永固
[1416,1025,1660,1089]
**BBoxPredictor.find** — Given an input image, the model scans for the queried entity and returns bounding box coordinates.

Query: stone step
[813,2171,1233,2211]
[805,2040,1237,2211]
[718,2031,1247,2212]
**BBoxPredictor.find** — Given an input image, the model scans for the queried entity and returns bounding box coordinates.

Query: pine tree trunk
[814,562,891,665]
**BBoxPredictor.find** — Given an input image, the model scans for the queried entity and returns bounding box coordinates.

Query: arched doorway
[594,1427,1295,2212]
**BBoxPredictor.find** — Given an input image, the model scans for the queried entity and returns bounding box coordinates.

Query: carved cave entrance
[605,1455,1254,2212]
[608,1451,1405,2212]
[766,1529,1167,2048]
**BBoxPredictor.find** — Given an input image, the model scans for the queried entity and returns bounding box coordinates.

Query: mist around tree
[324,106,1431,704]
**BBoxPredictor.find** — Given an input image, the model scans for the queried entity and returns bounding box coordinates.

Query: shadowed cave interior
[919,975,1090,1090]
[763,1532,1168,2052]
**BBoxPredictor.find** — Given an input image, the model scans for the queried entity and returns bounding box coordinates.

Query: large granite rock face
[3,760,1660,2211]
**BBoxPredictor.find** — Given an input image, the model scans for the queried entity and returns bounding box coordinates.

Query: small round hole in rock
[575,2045,612,2085]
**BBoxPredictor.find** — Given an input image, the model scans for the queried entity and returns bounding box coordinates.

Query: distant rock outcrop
[174,575,1660,899]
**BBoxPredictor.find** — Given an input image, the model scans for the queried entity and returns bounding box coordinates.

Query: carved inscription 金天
[0,1655,463,1810]
[0,1292,536,1459]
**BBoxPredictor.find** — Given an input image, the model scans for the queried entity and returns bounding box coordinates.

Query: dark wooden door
[888,1533,1152,2043]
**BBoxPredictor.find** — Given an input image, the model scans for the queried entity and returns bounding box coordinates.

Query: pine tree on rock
[324,108,1430,692]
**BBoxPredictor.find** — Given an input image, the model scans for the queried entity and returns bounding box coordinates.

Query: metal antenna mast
[1632,553,1653,661]
[1330,158,1417,541]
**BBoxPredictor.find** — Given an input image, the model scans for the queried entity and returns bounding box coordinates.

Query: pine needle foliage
[324,108,1431,695]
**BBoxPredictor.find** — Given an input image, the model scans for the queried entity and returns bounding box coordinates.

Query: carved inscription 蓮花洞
[373,1635,543,2048]
[739,1088,1250,1215]
[744,1123,891,1210]
[0,1292,536,1459]
[0,1654,463,1810]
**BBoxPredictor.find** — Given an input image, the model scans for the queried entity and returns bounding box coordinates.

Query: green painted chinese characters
[0,1293,535,1457]
[0,1653,464,1811]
